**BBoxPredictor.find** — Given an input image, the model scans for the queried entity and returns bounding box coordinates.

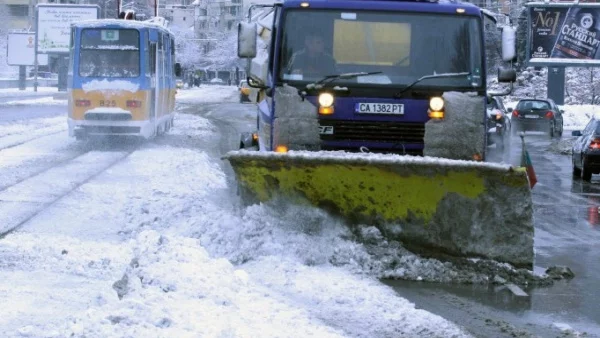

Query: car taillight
[590,138,600,150]
[545,111,554,118]
[126,100,142,108]
[512,110,519,117]
[75,99,90,107]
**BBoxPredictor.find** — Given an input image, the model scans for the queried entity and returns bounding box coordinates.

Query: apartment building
[4,0,31,30]
[193,0,242,32]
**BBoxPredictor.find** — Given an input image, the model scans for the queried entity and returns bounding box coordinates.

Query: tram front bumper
[68,118,155,138]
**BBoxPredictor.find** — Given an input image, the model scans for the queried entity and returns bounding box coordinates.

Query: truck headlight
[318,93,334,108]
[429,97,444,111]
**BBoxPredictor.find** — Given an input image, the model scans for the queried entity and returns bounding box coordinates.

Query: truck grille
[319,120,425,144]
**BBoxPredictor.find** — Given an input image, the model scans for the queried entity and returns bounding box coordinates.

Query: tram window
[145,35,150,77]
[171,37,175,55]
[150,43,156,75]
[79,50,140,77]
[79,29,140,77]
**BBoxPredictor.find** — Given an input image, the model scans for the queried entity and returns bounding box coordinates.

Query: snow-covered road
[0,86,477,338]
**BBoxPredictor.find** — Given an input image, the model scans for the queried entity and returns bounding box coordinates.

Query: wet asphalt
[385,131,600,337]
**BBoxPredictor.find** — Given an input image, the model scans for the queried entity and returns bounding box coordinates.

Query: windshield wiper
[394,72,471,98]
[305,71,383,90]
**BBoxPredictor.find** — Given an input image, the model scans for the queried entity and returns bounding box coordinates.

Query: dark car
[572,116,600,181]
[508,98,564,138]
[486,96,511,150]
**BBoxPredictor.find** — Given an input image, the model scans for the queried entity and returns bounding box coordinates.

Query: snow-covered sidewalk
[0,87,62,99]
[0,92,472,337]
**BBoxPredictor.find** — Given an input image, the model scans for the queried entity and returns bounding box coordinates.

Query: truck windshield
[279,10,483,89]
[78,28,140,78]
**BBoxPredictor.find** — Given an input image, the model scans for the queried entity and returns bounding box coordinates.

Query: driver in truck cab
[286,31,337,77]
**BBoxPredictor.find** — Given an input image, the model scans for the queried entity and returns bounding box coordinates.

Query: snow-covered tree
[170,26,203,69]
[565,68,600,105]
[199,30,243,70]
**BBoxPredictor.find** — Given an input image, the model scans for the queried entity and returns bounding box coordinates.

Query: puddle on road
[382,278,600,337]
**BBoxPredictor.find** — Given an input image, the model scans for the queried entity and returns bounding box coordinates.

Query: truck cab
[239,0,516,159]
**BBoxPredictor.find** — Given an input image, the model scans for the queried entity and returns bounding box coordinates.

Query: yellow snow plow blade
[224,150,534,269]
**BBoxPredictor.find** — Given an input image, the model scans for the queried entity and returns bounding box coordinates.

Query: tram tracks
[0,146,139,239]
[0,125,67,152]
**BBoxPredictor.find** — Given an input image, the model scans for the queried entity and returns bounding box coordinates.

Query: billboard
[36,4,99,54]
[528,3,600,66]
[7,32,48,66]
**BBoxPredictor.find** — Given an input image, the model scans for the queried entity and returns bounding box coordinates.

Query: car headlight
[318,93,334,108]
[429,97,444,111]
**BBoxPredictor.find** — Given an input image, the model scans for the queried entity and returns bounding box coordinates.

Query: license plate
[525,115,539,119]
[355,103,404,114]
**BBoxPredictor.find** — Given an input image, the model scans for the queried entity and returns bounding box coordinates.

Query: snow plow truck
[224,0,535,269]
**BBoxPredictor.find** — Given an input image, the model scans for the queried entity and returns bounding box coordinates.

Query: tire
[549,122,555,138]
[582,159,592,181]
[558,123,563,137]
[573,159,582,178]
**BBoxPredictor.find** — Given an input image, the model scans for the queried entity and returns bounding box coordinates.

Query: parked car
[210,78,224,85]
[238,80,251,103]
[486,96,511,150]
[572,115,600,181]
[508,98,563,138]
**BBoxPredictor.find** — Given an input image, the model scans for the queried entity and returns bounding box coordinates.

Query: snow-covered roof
[71,18,173,35]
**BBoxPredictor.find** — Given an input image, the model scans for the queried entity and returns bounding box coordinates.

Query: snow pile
[59,231,349,338]
[1,96,67,106]
[0,232,132,337]
[0,116,64,138]
[176,85,239,104]
[0,87,59,98]
[559,105,600,130]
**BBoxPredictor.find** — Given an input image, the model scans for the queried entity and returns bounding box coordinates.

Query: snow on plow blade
[224,150,534,269]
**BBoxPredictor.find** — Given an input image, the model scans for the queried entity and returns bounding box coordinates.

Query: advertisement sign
[7,33,48,66]
[528,4,600,65]
[36,4,99,54]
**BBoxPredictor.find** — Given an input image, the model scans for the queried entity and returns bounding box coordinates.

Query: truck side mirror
[238,22,257,58]
[498,67,516,83]
[501,26,516,62]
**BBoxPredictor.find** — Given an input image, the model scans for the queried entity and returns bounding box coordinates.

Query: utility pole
[28,0,37,91]
[28,0,34,28]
